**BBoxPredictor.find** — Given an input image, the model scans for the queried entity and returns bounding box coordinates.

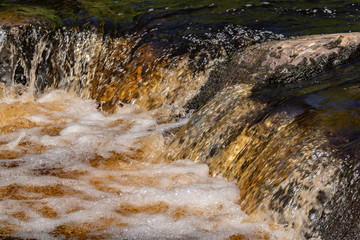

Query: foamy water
[0,90,290,239]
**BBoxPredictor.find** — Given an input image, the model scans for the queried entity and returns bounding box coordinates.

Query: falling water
[0,1,360,240]
[0,90,290,239]
[0,21,290,239]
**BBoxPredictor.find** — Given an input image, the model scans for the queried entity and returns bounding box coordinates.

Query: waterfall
[0,15,359,240]
[166,33,360,239]
[0,23,282,121]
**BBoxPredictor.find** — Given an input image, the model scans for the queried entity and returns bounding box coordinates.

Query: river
[0,1,360,240]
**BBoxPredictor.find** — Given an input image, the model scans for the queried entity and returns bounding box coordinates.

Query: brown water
[0,90,291,239]
[0,1,360,239]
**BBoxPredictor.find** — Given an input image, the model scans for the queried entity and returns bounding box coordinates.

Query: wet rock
[241,32,360,85]
[187,32,360,113]
[166,33,360,239]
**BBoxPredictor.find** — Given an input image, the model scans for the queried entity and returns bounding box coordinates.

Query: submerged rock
[0,11,45,28]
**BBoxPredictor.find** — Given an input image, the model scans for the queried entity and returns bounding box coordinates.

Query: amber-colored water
[0,1,360,239]
[0,90,290,239]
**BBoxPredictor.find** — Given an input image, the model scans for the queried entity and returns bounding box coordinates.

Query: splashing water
[0,90,291,239]
[0,1,358,238]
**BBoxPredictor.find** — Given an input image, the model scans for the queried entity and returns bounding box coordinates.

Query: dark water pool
[1,0,360,37]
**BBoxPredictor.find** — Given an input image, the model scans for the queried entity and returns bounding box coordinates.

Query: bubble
[0,91,290,239]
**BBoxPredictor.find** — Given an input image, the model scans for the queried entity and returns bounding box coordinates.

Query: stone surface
[238,32,360,85]
[187,32,360,112]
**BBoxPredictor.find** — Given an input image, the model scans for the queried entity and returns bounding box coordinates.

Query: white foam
[0,90,291,239]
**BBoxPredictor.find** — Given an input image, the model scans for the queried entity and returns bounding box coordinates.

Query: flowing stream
[0,90,289,239]
[0,1,360,240]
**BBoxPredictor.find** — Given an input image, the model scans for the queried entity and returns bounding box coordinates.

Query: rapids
[0,1,360,240]
[0,90,289,239]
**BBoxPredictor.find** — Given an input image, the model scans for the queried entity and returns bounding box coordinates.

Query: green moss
[14,6,60,24]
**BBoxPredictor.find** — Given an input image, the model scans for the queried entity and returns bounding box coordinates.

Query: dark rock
[187,33,360,113]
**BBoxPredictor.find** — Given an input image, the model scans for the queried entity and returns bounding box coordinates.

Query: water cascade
[166,33,360,239]
[0,1,360,239]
